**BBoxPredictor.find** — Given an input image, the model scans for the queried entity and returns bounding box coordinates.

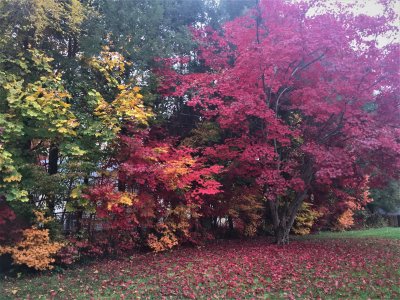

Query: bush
[0,228,63,270]
[353,209,388,228]
[0,210,64,270]
[333,209,355,231]
[292,202,321,235]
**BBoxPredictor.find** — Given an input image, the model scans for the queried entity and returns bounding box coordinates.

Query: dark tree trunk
[228,216,234,232]
[275,225,290,245]
[267,158,313,244]
[75,176,89,234]
[137,226,147,242]
[48,144,59,175]
[75,211,83,233]
[212,217,218,229]
[117,178,126,192]
[269,190,308,245]
[47,143,59,214]
[88,214,94,241]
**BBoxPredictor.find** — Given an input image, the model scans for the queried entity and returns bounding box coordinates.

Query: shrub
[353,209,388,228]
[147,224,178,252]
[0,228,63,270]
[334,209,355,231]
[0,210,63,270]
[292,202,321,235]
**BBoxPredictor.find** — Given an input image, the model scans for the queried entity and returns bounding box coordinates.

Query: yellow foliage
[146,147,168,162]
[89,49,153,132]
[107,192,137,210]
[4,0,86,46]
[5,71,78,137]
[244,223,258,237]
[0,145,28,201]
[164,205,197,237]
[88,49,126,83]
[292,202,321,235]
[147,205,199,252]
[153,147,169,154]
[162,156,196,190]
[147,224,178,252]
[3,173,22,183]
[112,88,153,125]
[33,210,53,225]
[0,228,63,270]
[228,191,263,237]
[66,0,85,34]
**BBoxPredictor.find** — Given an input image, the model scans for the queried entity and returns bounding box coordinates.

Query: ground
[1,228,400,299]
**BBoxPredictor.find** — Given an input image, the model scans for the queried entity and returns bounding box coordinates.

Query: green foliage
[65,185,95,214]
[182,121,221,147]
[0,12,152,205]
[85,0,205,68]
[369,181,400,213]
[0,50,79,202]
[206,0,255,28]
[353,209,388,229]
[0,0,87,56]
[0,145,28,201]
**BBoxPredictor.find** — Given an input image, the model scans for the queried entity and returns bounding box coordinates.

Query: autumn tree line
[0,0,399,270]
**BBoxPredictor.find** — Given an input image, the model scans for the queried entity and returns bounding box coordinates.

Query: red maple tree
[159,0,399,243]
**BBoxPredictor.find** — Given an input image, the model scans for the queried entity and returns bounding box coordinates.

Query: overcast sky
[305,0,400,45]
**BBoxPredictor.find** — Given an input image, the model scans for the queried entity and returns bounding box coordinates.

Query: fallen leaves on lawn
[2,238,399,299]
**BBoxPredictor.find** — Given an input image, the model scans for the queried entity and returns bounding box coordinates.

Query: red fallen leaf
[49,290,57,299]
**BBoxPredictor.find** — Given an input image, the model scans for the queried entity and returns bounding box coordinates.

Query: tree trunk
[269,190,308,245]
[47,143,59,215]
[275,225,290,245]
[228,216,234,232]
[117,178,126,192]
[76,176,89,234]
[212,217,218,229]
[48,144,59,175]
[75,211,83,233]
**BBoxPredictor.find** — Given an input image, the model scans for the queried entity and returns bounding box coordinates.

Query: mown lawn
[1,228,399,299]
[303,227,400,240]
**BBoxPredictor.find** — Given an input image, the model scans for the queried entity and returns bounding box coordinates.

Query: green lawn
[1,228,399,299]
[305,227,400,240]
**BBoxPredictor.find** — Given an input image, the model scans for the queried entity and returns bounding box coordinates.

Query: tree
[0,0,152,215]
[0,0,89,206]
[160,0,400,244]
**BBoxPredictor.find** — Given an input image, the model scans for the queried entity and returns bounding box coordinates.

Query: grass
[1,228,399,299]
[304,227,400,240]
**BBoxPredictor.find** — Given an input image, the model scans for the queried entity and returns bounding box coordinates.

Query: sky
[305,0,400,45]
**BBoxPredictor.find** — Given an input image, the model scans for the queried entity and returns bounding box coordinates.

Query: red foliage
[0,200,26,247]
[0,201,16,243]
[158,0,399,237]
[76,0,399,247]
[85,128,222,249]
